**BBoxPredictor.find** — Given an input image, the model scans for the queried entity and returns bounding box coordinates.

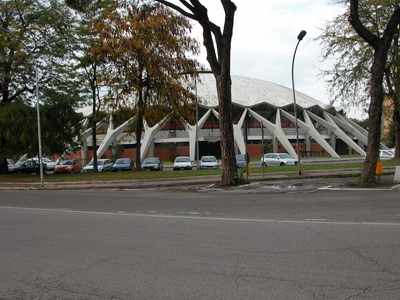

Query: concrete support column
[305,133,311,156]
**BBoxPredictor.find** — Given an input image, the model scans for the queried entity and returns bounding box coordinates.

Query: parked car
[261,153,299,167]
[379,150,394,160]
[7,159,15,174]
[112,158,134,172]
[173,156,192,170]
[55,159,82,173]
[13,160,44,174]
[199,156,219,169]
[82,159,113,172]
[235,154,247,168]
[29,157,57,172]
[141,157,163,171]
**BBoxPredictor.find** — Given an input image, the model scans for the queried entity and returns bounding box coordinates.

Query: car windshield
[236,155,245,161]
[115,158,130,164]
[176,157,190,162]
[59,160,73,165]
[144,158,158,164]
[42,158,53,163]
[278,154,293,159]
[87,160,104,166]
[202,156,216,162]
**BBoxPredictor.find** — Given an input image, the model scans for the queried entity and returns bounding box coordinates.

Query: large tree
[65,0,239,184]
[319,0,400,185]
[153,0,238,185]
[349,0,400,185]
[0,0,84,173]
[93,1,199,170]
[318,0,400,159]
[68,0,118,171]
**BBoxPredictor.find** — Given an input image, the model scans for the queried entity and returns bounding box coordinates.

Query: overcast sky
[182,1,366,118]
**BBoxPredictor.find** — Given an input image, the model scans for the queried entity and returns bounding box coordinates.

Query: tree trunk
[153,0,238,185]
[361,49,387,185]
[135,114,143,171]
[349,0,400,185]
[91,78,98,172]
[0,158,8,174]
[394,96,400,157]
[216,72,237,185]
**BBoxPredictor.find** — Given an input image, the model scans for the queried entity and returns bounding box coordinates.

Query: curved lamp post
[1,28,44,186]
[291,30,307,176]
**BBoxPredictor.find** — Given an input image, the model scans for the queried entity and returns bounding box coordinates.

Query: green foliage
[382,120,395,147]
[94,1,200,119]
[159,142,177,162]
[0,99,83,160]
[91,1,200,167]
[0,101,38,158]
[235,167,250,185]
[317,0,400,110]
[260,139,273,154]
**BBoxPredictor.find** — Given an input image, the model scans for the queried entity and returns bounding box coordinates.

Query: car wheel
[262,162,267,167]
[280,162,285,166]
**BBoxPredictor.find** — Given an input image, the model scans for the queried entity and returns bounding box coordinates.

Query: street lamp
[291,30,306,176]
[1,28,44,186]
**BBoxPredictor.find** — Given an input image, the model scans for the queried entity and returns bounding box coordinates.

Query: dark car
[13,160,44,174]
[235,154,247,168]
[112,158,134,172]
[141,157,163,171]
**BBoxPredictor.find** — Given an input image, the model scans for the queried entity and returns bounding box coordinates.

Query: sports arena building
[72,74,371,163]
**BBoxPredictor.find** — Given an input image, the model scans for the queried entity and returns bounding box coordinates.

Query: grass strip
[1,158,398,183]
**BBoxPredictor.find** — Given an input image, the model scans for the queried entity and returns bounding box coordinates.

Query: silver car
[173,156,192,170]
[199,156,219,169]
[261,153,299,167]
[82,159,113,172]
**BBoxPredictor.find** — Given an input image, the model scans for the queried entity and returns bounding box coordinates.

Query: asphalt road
[1,187,400,299]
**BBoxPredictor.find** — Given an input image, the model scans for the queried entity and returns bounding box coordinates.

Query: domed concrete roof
[77,74,329,117]
[196,74,329,109]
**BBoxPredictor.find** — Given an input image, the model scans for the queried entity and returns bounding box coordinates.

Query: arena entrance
[199,141,221,159]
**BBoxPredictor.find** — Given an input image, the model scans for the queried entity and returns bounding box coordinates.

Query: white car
[261,153,299,167]
[7,159,15,174]
[82,159,113,172]
[199,156,219,169]
[173,156,192,170]
[29,157,57,172]
[379,150,394,160]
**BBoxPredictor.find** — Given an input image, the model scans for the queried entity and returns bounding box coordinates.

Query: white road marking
[1,206,400,226]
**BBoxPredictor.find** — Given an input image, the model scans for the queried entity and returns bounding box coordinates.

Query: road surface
[1,186,399,299]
